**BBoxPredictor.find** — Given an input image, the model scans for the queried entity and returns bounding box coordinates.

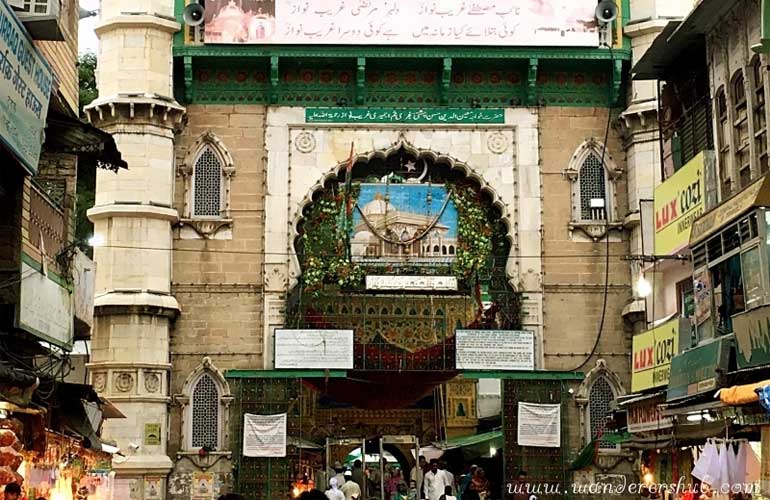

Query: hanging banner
[243,413,287,457]
[203,0,599,47]
[693,269,711,326]
[517,402,560,448]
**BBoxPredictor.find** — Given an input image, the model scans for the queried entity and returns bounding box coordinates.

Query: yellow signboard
[654,153,705,255]
[631,319,680,392]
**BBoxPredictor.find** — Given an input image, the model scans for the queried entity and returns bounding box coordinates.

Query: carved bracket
[355,57,366,106]
[270,56,280,104]
[527,58,539,106]
[610,59,622,106]
[441,57,452,106]
[184,56,193,103]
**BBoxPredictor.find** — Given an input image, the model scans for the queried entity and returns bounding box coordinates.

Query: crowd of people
[317,458,492,500]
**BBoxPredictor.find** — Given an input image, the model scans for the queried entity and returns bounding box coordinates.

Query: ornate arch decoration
[574,359,625,453]
[177,131,236,239]
[286,132,518,291]
[174,357,234,456]
[563,138,624,241]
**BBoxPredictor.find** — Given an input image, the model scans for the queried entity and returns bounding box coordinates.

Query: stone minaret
[84,1,184,495]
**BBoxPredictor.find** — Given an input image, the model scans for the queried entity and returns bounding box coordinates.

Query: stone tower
[84,1,184,495]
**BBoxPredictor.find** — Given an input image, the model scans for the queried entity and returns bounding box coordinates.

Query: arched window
[752,58,768,174]
[579,153,607,221]
[587,376,616,450]
[716,87,732,197]
[565,139,620,239]
[575,359,624,454]
[433,245,440,253]
[175,357,233,453]
[180,132,236,238]
[191,373,220,449]
[732,71,751,187]
[442,245,447,255]
[448,245,455,255]
[193,146,224,218]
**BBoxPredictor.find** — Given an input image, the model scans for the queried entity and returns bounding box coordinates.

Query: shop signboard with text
[654,153,705,255]
[631,318,682,392]
[666,336,733,401]
[203,0,600,46]
[0,0,53,174]
[626,395,672,433]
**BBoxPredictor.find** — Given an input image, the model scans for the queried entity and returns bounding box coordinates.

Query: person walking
[424,460,442,500]
[341,470,362,500]
[326,478,345,500]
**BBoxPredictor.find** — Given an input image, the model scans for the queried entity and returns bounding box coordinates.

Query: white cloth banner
[243,413,287,457]
[517,402,561,448]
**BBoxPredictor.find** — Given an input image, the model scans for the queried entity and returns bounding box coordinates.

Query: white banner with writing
[456,330,535,371]
[204,0,599,46]
[517,402,560,448]
[243,413,287,457]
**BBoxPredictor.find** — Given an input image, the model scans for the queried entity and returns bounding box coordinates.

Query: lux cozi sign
[654,153,705,255]
[631,318,680,392]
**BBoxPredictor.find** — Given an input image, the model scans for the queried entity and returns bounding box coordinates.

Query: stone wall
[540,107,632,384]
[169,104,266,456]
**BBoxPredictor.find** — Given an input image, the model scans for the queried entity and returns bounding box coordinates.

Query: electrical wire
[569,45,615,373]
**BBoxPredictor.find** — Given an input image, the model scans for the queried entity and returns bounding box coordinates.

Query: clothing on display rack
[690,438,761,495]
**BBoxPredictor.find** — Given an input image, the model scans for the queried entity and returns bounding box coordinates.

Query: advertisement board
[456,330,535,371]
[16,260,73,349]
[631,318,680,392]
[626,395,672,433]
[654,153,705,255]
[0,0,53,174]
[274,329,354,369]
[666,336,732,401]
[203,0,599,46]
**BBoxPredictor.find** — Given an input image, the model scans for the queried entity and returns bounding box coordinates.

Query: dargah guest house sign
[0,0,53,174]
[204,0,599,46]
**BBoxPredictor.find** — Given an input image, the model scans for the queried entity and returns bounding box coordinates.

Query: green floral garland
[450,184,493,280]
[300,186,363,291]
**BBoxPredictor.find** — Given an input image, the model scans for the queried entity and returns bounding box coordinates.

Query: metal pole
[380,437,385,500]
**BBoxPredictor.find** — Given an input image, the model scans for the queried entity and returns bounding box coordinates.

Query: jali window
[192,146,223,218]
[588,376,616,450]
[191,373,220,449]
[579,153,608,221]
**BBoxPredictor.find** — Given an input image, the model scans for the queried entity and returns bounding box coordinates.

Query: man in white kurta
[424,460,442,500]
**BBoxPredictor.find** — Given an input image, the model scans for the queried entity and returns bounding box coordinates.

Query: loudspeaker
[595,0,618,24]
[183,2,205,26]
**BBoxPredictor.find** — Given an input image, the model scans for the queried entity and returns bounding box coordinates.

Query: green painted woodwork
[754,0,770,53]
[184,56,618,107]
[305,107,505,124]
[462,370,585,380]
[225,369,348,379]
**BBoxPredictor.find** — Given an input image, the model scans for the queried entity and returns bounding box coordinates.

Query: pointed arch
[574,359,625,452]
[180,131,236,220]
[564,138,623,240]
[174,357,233,452]
[287,134,518,290]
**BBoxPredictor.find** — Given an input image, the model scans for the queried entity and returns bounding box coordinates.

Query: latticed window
[579,154,607,221]
[588,376,615,450]
[193,146,223,217]
[191,374,220,449]
[733,71,751,188]
[752,58,768,174]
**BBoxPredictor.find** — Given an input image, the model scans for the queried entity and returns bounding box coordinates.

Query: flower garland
[300,185,363,292]
[449,184,493,280]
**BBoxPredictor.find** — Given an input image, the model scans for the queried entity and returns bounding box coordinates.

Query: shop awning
[434,430,502,451]
[617,390,666,408]
[690,175,770,246]
[632,21,685,80]
[43,111,127,172]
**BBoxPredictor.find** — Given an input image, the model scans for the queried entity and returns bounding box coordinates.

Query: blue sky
[355,183,458,238]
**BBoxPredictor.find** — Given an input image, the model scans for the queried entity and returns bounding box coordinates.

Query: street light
[636,275,652,298]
